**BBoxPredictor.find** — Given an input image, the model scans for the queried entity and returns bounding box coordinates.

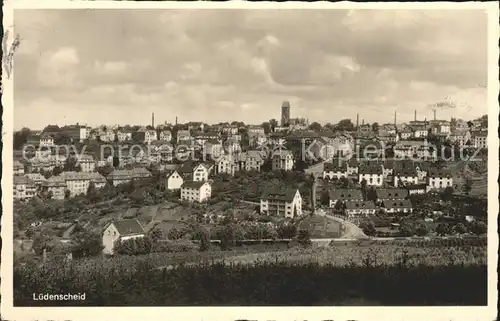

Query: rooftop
[261,188,298,202]
[112,219,145,236]
[181,180,208,189]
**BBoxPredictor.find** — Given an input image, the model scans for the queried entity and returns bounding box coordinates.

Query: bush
[360,221,376,236]
[115,237,153,256]
[153,240,199,253]
[296,229,312,247]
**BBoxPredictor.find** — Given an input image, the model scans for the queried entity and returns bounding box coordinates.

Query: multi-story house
[159,130,172,142]
[472,131,488,149]
[346,159,359,175]
[222,125,239,135]
[260,188,303,218]
[192,131,220,147]
[375,188,408,204]
[271,150,294,171]
[323,162,348,180]
[328,189,363,207]
[40,133,55,148]
[238,150,266,172]
[344,201,377,218]
[381,199,413,214]
[193,163,212,182]
[14,160,25,175]
[176,130,191,143]
[13,176,37,201]
[77,155,96,173]
[180,181,211,203]
[164,170,184,190]
[25,173,47,191]
[358,166,384,186]
[426,172,453,190]
[223,137,242,154]
[429,120,451,134]
[380,124,397,135]
[116,128,133,142]
[406,183,427,195]
[393,140,436,160]
[186,122,205,132]
[449,129,471,147]
[377,132,399,144]
[393,169,419,187]
[248,125,265,135]
[107,167,152,186]
[249,133,268,148]
[102,219,146,255]
[217,154,239,176]
[203,139,224,159]
[65,124,89,142]
[60,171,107,197]
[399,127,413,140]
[41,176,67,200]
[98,127,116,142]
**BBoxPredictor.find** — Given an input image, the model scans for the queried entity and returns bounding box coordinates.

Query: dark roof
[177,163,195,173]
[112,219,145,236]
[14,175,35,186]
[375,189,408,200]
[406,183,427,190]
[261,188,298,202]
[181,180,207,189]
[427,170,453,178]
[394,168,419,177]
[358,166,383,175]
[43,125,62,133]
[345,201,377,210]
[324,162,347,172]
[382,199,413,209]
[329,189,363,201]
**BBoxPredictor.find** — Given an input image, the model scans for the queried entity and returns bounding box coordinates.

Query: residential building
[192,131,220,146]
[193,163,212,181]
[41,176,67,200]
[377,132,399,144]
[65,124,89,142]
[249,133,267,148]
[393,169,419,187]
[472,131,488,149]
[159,130,172,142]
[406,183,427,195]
[449,129,471,147]
[13,176,37,201]
[323,162,348,180]
[40,133,55,147]
[429,120,451,134]
[248,125,265,135]
[60,171,107,197]
[180,181,212,203]
[102,219,146,255]
[42,125,62,136]
[116,128,133,142]
[223,137,242,154]
[77,155,96,172]
[380,124,397,135]
[399,128,413,140]
[358,166,384,186]
[328,189,363,207]
[222,125,239,135]
[25,173,46,191]
[238,150,266,171]
[217,154,239,176]
[382,199,413,214]
[204,139,224,159]
[176,130,191,143]
[260,188,302,218]
[186,122,205,132]
[271,150,294,171]
[346,159,359,175]
[344,201,377,218]
[426,172,453,190]
[107,167,152,186]
[14,160,25,175]
[393,140,436,160]
[98,128,116,142]
[375,188,408,202]
[165,170,184,190]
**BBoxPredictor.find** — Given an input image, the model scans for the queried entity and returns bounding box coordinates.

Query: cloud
[13,9,488,130]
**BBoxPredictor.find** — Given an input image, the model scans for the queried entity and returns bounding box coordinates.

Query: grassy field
[299,215,342,238]
[14,243,488,306]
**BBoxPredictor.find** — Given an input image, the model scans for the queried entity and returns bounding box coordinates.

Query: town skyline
[14,9,487,130]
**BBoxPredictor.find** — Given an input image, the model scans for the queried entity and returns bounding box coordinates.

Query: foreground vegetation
[14,244,487,306]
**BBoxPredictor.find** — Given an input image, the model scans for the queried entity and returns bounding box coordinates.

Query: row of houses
[323,160,453,191]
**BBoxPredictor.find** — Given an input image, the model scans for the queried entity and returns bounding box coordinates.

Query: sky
[14,9,488,130]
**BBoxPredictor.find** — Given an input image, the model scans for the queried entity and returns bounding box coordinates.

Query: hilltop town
[12,101,488,261]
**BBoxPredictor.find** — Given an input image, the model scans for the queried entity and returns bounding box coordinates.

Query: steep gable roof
[112,219,145,236]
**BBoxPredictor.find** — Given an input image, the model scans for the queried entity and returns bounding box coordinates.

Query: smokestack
[362,119,365,126]
[356,114,359,130]
[175,116,178,125]
[394,111,397,126]
[414,110,417,121]
[434,109,436,120]
[152,113,155,128]
[424,117,427,130]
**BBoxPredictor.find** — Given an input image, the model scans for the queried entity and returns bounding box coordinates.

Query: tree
[435,223,450,236]
[269,119,278,131]
[71,230,104,258]
[415,224,429,237]
[453,222,467,234]
[308,122,322,132]
[361,221,376,236]
[336,119,355,131]
[469,221,487,235]
[148,225,165,242]
[399,222,416,237]
[276,223,298,239]
[441,186,454,202]
[360,179,368,199]
[371,122,379,132]
[296,229,312,247]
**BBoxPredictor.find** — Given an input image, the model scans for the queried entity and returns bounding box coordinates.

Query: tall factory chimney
[356,114,359,130]
[152,113,155,128]
[362,119,365,126]
[434,109,437,120]
[414,110,417,121]
[175,116,178,125]
[394,111,397,127]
